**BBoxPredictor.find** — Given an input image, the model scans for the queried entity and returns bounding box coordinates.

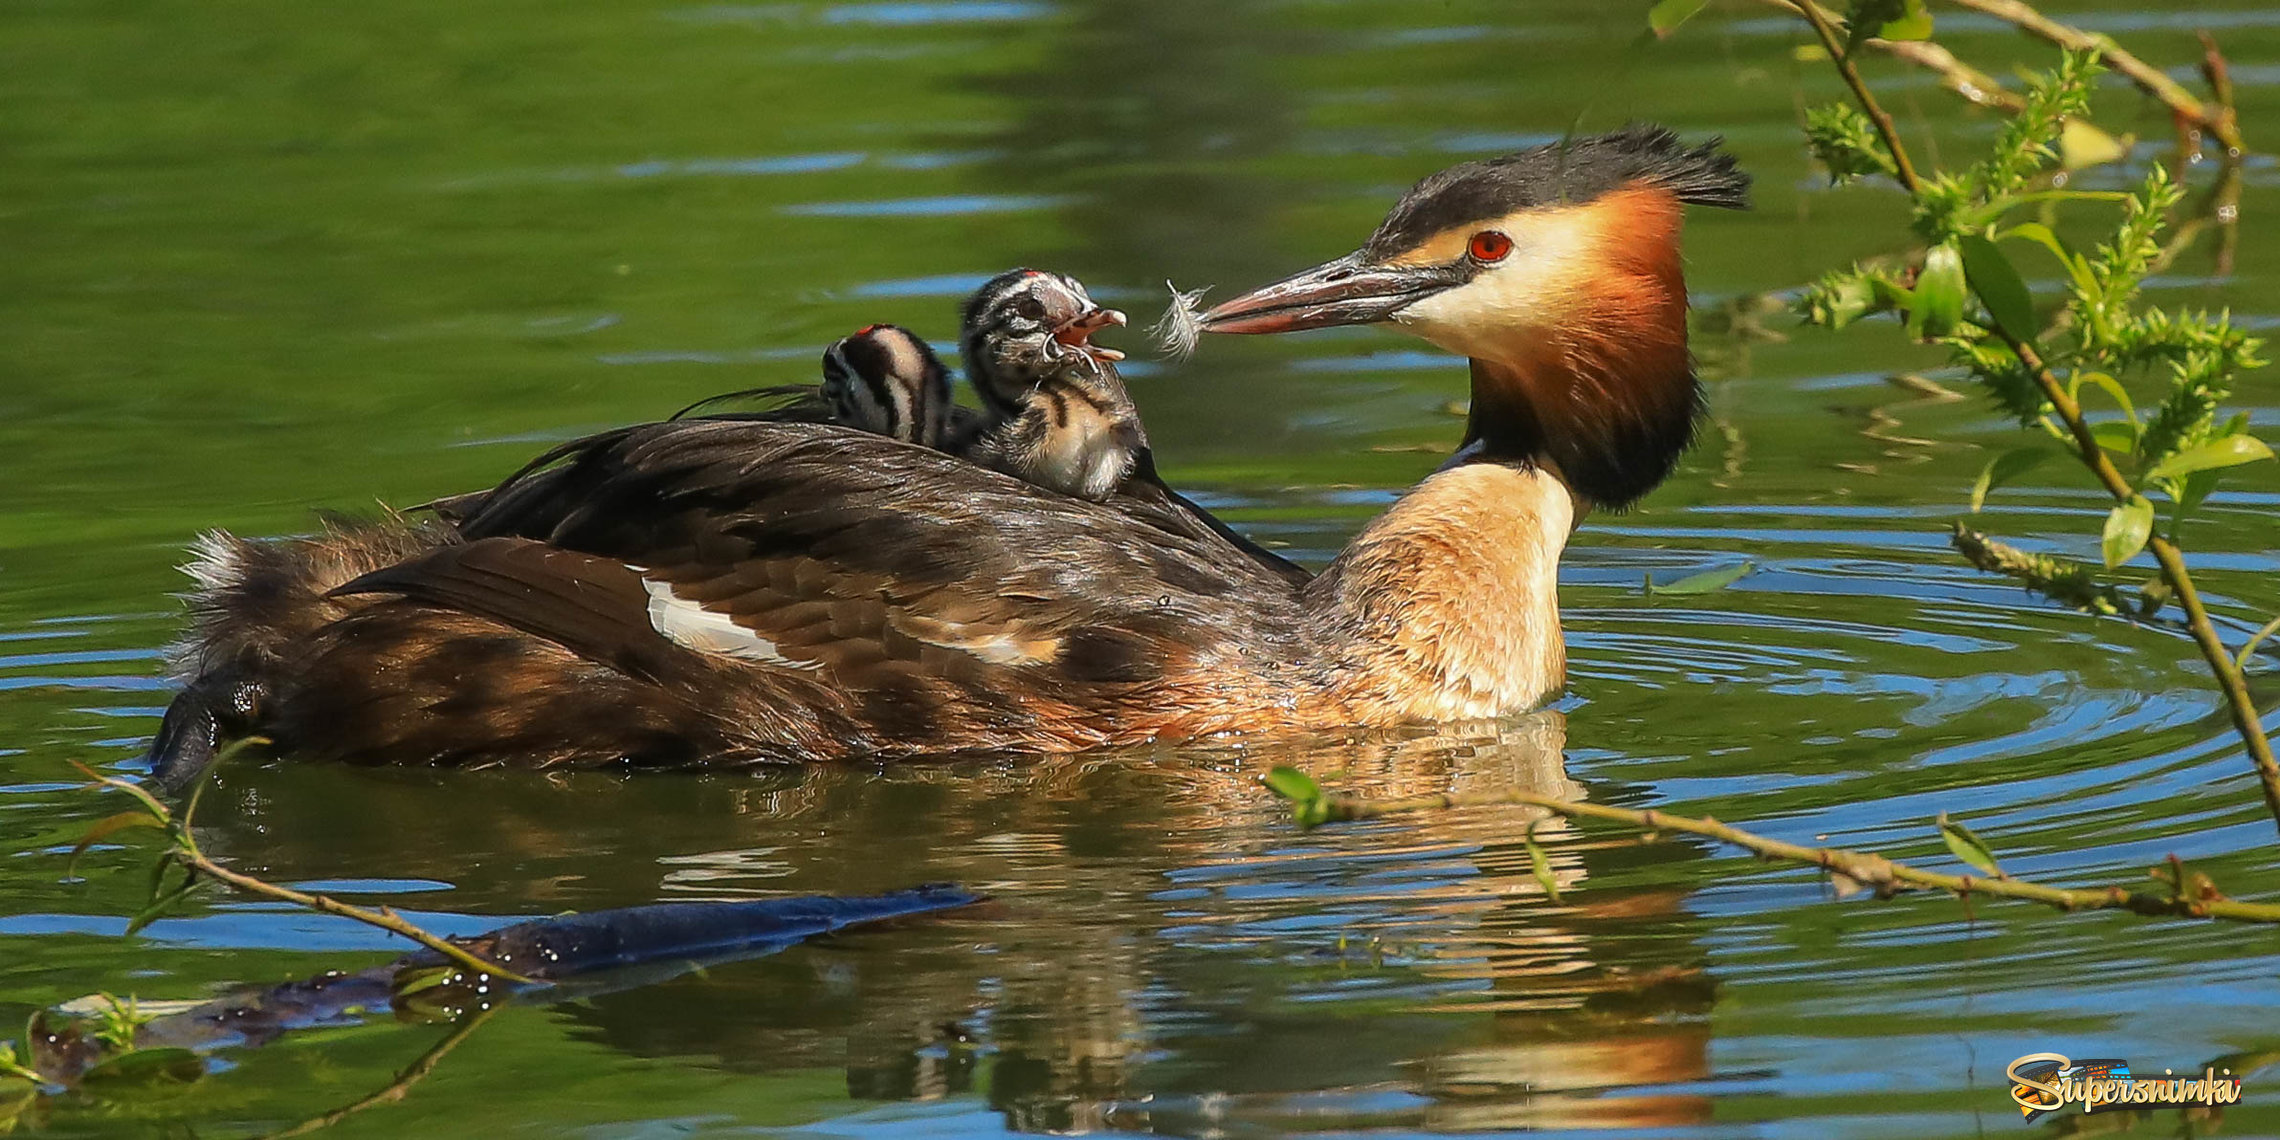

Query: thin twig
[172,846,535,985]
[1794,0,1923,192]
[1765,0,2028,112]
[1876,35,2026,112]
[1296,786,2280,923]
[2241,615,2280,672]
[259,1004,498,1139]
[75,757,537,985]
[1941,0,2245,154]
[2199,31,2237,121]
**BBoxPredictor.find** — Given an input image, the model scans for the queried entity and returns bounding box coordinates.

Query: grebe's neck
[1311,460,1577,721]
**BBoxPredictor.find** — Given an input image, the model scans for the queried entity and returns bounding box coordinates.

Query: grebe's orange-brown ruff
[149,126,1746,779]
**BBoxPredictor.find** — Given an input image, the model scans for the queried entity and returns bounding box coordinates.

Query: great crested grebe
[147,126,1744,780]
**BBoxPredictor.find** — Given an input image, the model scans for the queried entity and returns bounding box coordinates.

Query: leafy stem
[1780,16,2280,834]
[2007,341,2280,823]
[1264,767,2280,923]
[70,757,537,985]
[1793,0,1921,193]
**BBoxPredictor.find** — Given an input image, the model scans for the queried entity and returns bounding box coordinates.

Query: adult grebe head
[1199,125,1749,509]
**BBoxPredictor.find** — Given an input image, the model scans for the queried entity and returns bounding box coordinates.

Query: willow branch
[1765,0,2027,112]
[1297,786,2280,924]
[1774,2,2280,838]
[259,1005,498,1139]
[1761,0,2246,153]
[79,750,540,985]
[2000,336,2280,831]
[1941,0,2245,154]
[1794,0,1924,192]
[2241,614,2280,672]
[172,845,535,984]
[1876,35,2026,112]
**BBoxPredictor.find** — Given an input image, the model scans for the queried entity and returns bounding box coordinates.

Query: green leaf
[1645,561,1753,596]
[145,853,176,909]
[1910,242,1966,339]
[1524,822,1562,903]
[1844,0,1930,54]
[80,1047,203,1086]
[392,964,459,1000]
[1958,233,2037,342]
[1264,767,1333,827]
[65,812,164,878]
[2004,222,2101,298]
[1879,0,1932,41]
[68,762,171,824]
[1262,766,1321,804]
[2089,420,2140,455]
[2146,434,2274,482]
[2058,119,2128,170]
[2102,495,2154,568]
[2002,221,2068,262]
[125,872,201,936]
[2075,372,2137,425]
[2178,466,2224,521]
[1937,813,2003,877]
[1646,0,1710,38]
[1970,447,2052,512]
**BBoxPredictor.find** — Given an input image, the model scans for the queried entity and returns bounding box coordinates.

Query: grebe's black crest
[1364,124,1751,259]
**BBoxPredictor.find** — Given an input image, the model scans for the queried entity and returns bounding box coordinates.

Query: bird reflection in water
[188,712,1715,1132]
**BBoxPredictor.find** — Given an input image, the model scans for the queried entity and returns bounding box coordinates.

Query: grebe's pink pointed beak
[1199,252,1461,335]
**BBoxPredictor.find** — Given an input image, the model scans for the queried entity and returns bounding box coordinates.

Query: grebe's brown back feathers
[317,420,1323,764]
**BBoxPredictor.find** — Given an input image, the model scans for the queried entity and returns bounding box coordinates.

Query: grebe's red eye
[1468,230,1513,263]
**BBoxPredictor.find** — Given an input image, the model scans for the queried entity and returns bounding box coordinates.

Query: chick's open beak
[1199,252,1460,335]
[1055,306,1128,362]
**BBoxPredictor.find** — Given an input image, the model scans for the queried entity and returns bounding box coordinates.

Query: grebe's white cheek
[1389,242,1591,364]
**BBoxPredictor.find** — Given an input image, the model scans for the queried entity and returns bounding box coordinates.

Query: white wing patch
[641,578,821,670]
